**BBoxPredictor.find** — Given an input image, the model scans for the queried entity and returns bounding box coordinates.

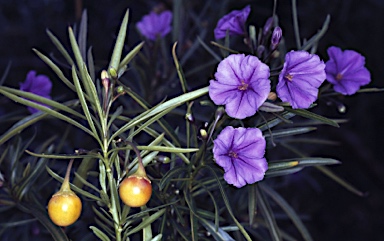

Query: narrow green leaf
[87,47,95,81]
[264,127,317,138]
[125,209,166,237]
[99,160,108,194]
[120,83,181,146]
[109,10,129,72]
[199,219,235,241]
[25,149,101,160]
[284,107,339,127]
[77,9,88,61]
[90,226,111,241]
[256,184,282,241]
[0,89,96,138]
[301,15,330,51]
[248,184,256,226]
[46,29,75,66]
[316,166,367,196]
[172,42,188,94]
[150,234,163,241]
[33,48,77,92]
[72,66,101,144]
[73,157,96,189]
[260,183,314,241]
[0,110,46,145]
[46,166,102,202]
[110,86,209,143]
[205,165,252,241]
[258,112,296,131]
[196,36,221,62]
[0,87,85,119]
[118,41,144,70]
[74,172,100,193]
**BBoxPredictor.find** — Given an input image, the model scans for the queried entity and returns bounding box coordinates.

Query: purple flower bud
[271,26,282,48]
[19,71,52,114]
[213,126,268,188]
[325,46,371,95]
[277,50,326,109]
[214,5,250,39]
[136,10,172,41]
[263,16,274,35]
[209,54,271,119]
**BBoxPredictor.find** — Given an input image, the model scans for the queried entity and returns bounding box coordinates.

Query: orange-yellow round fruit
[119,176,152,207]
[48,191,82,226]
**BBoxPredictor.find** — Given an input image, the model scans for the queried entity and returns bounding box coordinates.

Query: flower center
[228,151,238,158]
[285,73,293,81]
[238,80,249,90]
[336,73,343,80]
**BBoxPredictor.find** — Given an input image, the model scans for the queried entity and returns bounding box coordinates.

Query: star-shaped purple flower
[213,126,268,188]
[276,50,326,109]
[214,5,250,39]
[20,70,52,114]
[209,54,270,119]
[136,10,172,41]
[325,46,371,95]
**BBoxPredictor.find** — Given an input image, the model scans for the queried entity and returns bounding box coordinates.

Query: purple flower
[209,54,271,119]
[213,126,268,188]
[325,46,371,95]
[20,71,52,114]
[214,5,250,39]
[276,50,326,109]
[136,11,172,41]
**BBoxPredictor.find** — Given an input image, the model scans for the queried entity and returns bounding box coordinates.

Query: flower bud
[263,17,274,35]
[271,26,282,48]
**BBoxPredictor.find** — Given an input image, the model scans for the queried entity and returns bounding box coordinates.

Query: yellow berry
[119,175,152,207]
[48,191,82,226]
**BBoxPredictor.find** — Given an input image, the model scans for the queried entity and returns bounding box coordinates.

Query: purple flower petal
[214,5,250,39]
[20,70,52,114]
[209,54,270,119]
[136,11,172,41]
[325,46,371,95]
[213,126,268,188]
[276,50,326,109]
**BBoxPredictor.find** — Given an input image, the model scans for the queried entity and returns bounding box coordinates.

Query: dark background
[0,0,383,240]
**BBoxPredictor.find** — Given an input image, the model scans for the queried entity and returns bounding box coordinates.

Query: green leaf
[284,107,339,127]
[255,184,282,241]
[32,49,77,93]
[204,165,252,241]
[159,167,190,191]
[46,165,102,202]
[260,183,314,241]
[110,86,208,144]
[90,226,111,241]
[172,42,188,94]
[109,10,129,73]
[118,41,144,70]
[264,127,317,139]
[46,29,75,66]
[0,87,85,119]
[316,166,366,196]
[72,66,101,144]
[25,149,101,160]
[125,209,166,237]
[77,9,88,61]
[301,14,330,52]
[0,88,96,138]
[199,219,235,241]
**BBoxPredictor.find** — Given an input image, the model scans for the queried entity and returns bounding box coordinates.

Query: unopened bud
[108,67,118,79]
[185,113,195,123]
[101,70,110,90]
[267,92,277,101]
[271,26,282,48]
[263,17,274,35]
[257,45,265,58]
[215,107,225,120]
